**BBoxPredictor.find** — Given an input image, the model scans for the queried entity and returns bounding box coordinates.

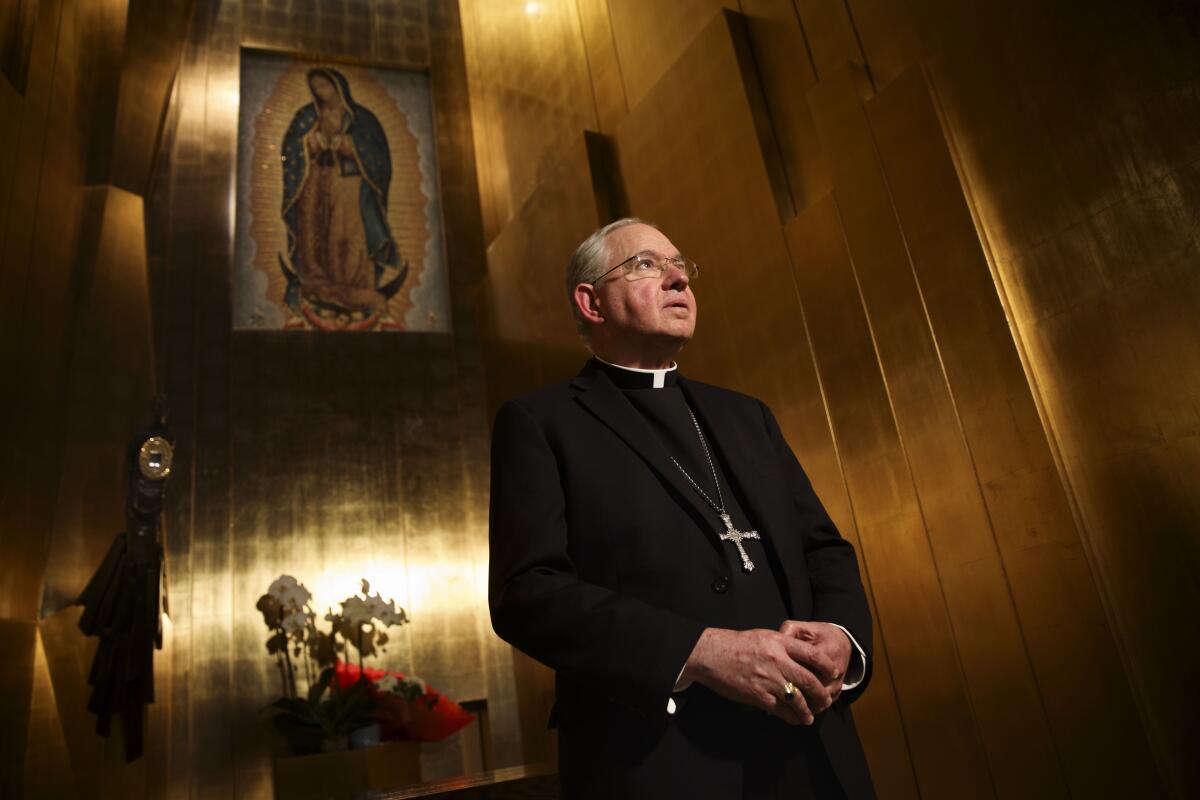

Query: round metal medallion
[138,435,174,480]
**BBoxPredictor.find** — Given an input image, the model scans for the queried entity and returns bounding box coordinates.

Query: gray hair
[565,217,655,338]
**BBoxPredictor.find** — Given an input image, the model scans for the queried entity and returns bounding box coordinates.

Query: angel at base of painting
[278,66,408,331]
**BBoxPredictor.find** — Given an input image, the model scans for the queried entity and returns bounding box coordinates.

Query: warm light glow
[218,86,240,111]
[524,1,541,14]
[304,551,488,619]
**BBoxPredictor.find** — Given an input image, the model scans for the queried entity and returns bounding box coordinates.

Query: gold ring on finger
[782,681,797,700]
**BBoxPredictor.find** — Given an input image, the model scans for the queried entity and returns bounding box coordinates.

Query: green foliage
[262,667,379,755]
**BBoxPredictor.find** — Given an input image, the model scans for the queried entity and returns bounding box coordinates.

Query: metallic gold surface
[0,0,86,624]
[784,194,991,798]
[107,0,194,193]
[241,0,430,68]
[737,0,830,215]
[0,620,37,796]
[839,0,922,90]
[809,64,1072,795]
[791,0,867,81]
[866,64,1158,797]
[458,0,599,243]
[21,629,75,800]
[605,0,732,110]
[1,0,99,791]
[574,0,627,134]
[882,2,1199,793]
[41,187,156,617]
[484,132,604,406]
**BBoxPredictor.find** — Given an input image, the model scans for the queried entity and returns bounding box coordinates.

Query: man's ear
[572,283,604,325]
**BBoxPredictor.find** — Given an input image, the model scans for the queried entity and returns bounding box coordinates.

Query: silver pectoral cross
[719,513,760,573]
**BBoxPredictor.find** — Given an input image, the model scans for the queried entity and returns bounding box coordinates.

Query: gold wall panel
[459,0,598,243]
[885,1,1200,793]
[0,1,177,794]
[791,0,867,82]
[737,0,830,215]
[484,131,605,409]
[613,13,913,797]
[784,196,988,799]
[241,0,430,68]
[840,0,923,89]
[575,0,627,133]
[808,65,1067,796]
[41,187,156,616]
[865,64,1161,797]
[0,0,86,624]
[605,0,732,110]
[107,0,193,193]
[0,620,37,796]
[21,629,75,800]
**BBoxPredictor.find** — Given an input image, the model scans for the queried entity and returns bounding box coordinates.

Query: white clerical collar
[594,355,678,389]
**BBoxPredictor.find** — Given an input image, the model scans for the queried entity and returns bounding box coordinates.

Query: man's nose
[663,265,690,289]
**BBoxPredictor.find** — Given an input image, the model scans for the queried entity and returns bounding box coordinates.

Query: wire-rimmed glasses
[590,251,700,284]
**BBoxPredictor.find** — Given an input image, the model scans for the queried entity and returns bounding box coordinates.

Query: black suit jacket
[489,361,875,798]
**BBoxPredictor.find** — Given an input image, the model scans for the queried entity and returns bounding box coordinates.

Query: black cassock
[489,359,876,799]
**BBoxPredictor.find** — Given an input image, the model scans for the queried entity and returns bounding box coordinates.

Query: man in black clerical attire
[488,219,876,799]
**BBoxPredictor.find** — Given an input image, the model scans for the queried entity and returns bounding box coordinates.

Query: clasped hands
[680,620,852,726]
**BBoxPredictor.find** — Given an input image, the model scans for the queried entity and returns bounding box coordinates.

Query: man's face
[592,223,697,347]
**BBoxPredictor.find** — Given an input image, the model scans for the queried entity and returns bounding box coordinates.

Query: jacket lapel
[570,367,727,557]
[679,377,806,617]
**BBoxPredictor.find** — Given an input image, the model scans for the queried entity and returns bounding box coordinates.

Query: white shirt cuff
[667,663,690,714]
[828,623,867,690]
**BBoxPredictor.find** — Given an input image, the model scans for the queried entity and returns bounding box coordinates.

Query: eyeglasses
[590,251,700,284]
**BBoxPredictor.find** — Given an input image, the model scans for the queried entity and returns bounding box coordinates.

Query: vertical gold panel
[737,0,830,215]
[784,196,989,798]
[613,14,914,796]
[902,0,1200,792]
[107,0,193,193]
[185,5,239,794]
[840,0,923,89]
[0,0,84,623]
[0,620,37,795]
[241,0,430,69]
[458,0,598,242]
[574,0,627,133]
[809,65,1067,796]
[21,629,75,800]
[606,0,732,109]
[485,132,601,407]
[41,187,155,616]
[866,65,1161,798]
[791,0,867,81]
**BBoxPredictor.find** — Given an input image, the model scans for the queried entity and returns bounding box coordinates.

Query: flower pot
[320,735,349,753]
[273,741,421,800]
[349,722,381,749]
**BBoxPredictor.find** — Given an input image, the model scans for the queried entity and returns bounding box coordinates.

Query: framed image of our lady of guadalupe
[234,49,449,332]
